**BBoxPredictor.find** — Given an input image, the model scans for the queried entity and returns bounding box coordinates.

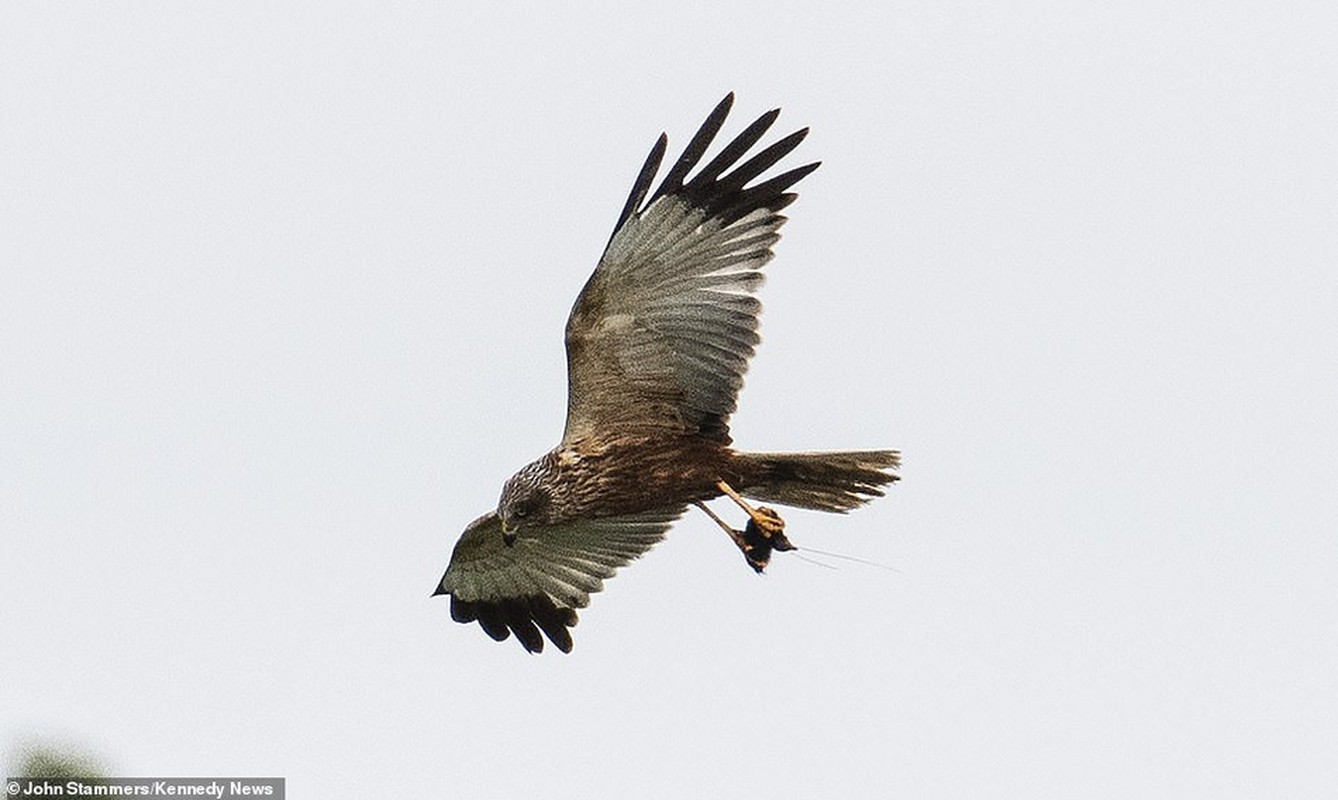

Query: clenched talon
[749,505,786,537]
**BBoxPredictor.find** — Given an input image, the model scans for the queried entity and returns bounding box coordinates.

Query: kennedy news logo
[4,778,283,798]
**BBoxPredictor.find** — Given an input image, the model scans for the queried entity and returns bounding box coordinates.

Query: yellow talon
[715,480,788,538]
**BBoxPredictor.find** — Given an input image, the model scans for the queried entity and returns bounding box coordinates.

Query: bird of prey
[434,94,899,653]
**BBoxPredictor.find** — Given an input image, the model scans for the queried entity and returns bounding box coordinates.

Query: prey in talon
[740,513,797,574]
[695,496,796,573]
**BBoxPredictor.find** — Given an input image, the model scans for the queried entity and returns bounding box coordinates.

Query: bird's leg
[694,502,752,556]
[715,480,787,538]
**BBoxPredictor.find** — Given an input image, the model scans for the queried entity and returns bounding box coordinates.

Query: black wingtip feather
[728,161,821,212]
[505,607,545,654]
[448,595,475,623]
[715,127,810,195]
[531,599,576,654]
[614,94,818,238]
[477,610,511,643]
[650,93,735,204]
[447,594,578,654]
[686,107,781,191]
[713,162,820,227]
[610,133,668,245]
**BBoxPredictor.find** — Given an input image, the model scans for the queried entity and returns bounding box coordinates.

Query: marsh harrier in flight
[435,94,899,652]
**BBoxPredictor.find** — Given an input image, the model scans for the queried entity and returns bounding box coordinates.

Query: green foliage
[7,740,106,783]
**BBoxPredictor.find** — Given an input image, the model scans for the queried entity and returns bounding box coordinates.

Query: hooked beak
[501,519,518,548]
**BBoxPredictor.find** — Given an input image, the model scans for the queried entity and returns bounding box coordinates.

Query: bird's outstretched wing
[562,93,819,446]
[435,507,686,653]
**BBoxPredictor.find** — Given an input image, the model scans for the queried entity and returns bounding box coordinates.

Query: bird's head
[497,460,553,545]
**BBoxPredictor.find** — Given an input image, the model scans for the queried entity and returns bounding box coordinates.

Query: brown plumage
[435,94,900,653]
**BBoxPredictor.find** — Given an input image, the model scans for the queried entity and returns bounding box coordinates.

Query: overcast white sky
[3,2,1336,797]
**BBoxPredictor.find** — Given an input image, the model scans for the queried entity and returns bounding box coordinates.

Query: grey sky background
[3,3,1335,797]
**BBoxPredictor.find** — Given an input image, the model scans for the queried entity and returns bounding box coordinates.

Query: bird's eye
[514,507,529,518]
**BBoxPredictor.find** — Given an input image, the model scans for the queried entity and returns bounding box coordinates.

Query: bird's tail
[733,450,900,512]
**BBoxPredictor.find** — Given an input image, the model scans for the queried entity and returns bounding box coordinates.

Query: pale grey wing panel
[436,507,685,653]
[562,95,818,446]
[563,201,781,443]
